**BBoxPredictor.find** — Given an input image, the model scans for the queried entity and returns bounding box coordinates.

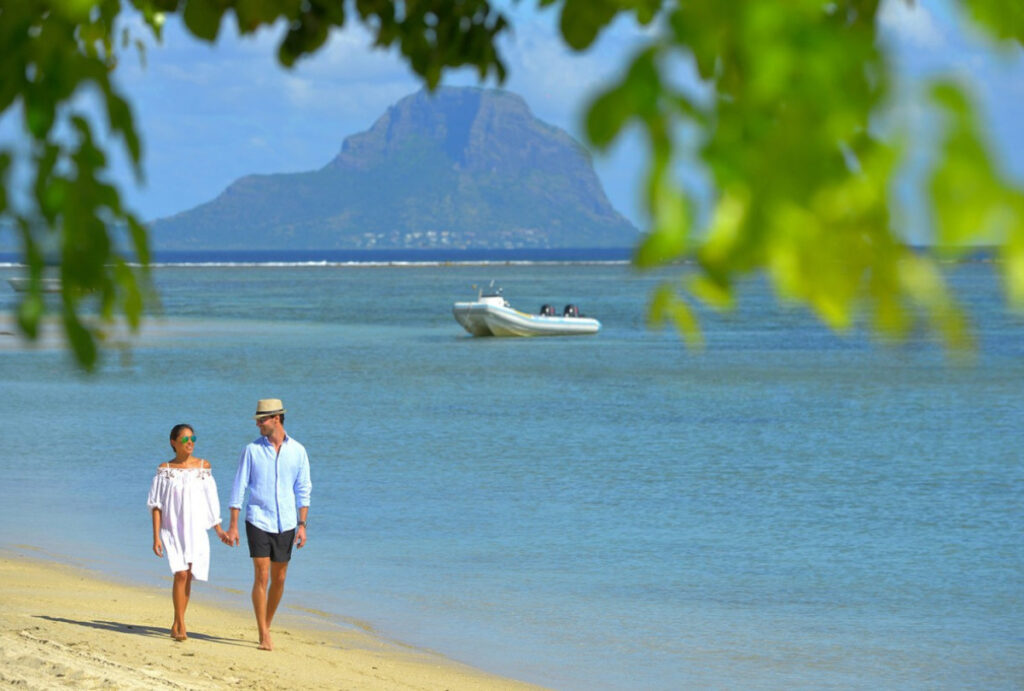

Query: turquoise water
[1,261,1022,689]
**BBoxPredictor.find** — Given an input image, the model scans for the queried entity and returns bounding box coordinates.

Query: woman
[147,423,230,641]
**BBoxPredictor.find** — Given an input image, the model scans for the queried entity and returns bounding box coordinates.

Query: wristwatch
[297,520,307,527]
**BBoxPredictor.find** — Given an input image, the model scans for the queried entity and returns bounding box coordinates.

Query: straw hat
[253,398,286,419]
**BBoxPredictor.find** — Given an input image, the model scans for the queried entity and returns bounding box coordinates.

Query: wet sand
[0,548,542,690]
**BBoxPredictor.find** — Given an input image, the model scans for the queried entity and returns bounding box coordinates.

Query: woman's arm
[202,459,232,545]
[151,508,163,557]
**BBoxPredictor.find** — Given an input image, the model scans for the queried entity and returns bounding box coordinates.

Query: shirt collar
[257,433,290,446]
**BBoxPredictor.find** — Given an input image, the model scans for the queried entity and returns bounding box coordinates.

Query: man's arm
[295,506,308,548]
[294,449,311,548]
[226,448,251,547]
[226,507,241,546]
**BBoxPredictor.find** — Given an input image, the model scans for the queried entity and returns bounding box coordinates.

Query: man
[226,398,312,651]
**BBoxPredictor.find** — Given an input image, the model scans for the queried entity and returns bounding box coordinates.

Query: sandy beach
[0,548,541,690]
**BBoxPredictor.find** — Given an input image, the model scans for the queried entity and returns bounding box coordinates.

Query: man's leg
[251,557,272,649]
[265,561,289,633]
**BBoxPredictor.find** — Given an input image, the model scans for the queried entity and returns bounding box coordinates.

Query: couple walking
[146,398,312,650]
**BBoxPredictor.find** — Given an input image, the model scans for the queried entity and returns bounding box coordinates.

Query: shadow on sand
[35,615,249,646]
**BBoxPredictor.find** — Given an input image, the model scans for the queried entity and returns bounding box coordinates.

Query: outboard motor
[540,304,556,316]
[563,304,579,318]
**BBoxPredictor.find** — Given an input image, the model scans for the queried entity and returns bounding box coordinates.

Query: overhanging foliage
[1,0,1022,368]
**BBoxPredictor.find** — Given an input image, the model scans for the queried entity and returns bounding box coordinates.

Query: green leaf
[698,186,749,271]
[63,309,98,370]
[585,49,661,149]
[560,0,617,51]
[279,0,334,67]
[633,0,663,26]
[634,164,689,268]
[5,0,1024,368]
[1005,235,1024,308]
[929,80,1024,254]
[104,90,142,169]
[586,86,632,150]
[135,1,167,41]
[17,292,45,339]
[962,0,1024,45]
[0,153,9,211]
[234,0,294,32]
[648,281,703,348]
[183,0,228,41]
[26,102,55,139]
[898,254,973,352]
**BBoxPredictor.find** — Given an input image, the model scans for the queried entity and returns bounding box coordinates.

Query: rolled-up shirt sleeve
[294,448,312,509]
[230,447,252,509]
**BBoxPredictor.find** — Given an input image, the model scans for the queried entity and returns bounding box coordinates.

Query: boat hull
[7,277,62,293]
[453,302,600,337]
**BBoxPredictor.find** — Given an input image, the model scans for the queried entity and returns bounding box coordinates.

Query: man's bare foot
[257,632,273,651]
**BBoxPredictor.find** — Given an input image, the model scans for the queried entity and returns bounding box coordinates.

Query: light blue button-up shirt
[230,434,312,533]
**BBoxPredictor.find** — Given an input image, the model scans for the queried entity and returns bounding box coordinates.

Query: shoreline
[0,546,542,690]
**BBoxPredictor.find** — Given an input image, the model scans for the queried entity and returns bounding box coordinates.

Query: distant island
[150,87,638,250]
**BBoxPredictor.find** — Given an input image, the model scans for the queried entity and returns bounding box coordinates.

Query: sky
[111,2,655,224]
[7,0,1024,233]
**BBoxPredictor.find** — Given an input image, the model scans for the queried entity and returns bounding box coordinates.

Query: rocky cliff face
[151,87,637,249]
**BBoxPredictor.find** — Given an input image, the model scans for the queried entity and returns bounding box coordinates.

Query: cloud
[102,3,662,222]
[102,0,1021,226]
[877,0,947,51]
[875,0,1024,184]
[493,11,649,132]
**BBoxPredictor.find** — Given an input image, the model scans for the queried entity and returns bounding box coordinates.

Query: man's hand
[295,525,307,548]
[225,526,240,547]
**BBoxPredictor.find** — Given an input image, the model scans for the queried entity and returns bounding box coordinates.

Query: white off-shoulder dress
[147,465,222,581]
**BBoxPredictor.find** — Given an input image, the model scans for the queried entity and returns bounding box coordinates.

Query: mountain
[150,87,638,250]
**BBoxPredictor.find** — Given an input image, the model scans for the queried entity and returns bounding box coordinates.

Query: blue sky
[16,1,1024,233]
[112,3,654,224]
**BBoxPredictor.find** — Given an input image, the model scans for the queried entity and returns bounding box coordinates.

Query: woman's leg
[171,567,193,640]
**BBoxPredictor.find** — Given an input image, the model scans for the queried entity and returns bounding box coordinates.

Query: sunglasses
[177,435,197,443]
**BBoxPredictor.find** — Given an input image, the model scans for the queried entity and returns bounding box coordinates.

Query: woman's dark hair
[169,423,194,441]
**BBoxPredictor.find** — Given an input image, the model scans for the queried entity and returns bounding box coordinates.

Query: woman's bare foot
[257,631,273,651]
[171,621,187,641]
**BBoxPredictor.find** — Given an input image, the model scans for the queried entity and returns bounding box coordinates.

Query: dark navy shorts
[245,521,295,562]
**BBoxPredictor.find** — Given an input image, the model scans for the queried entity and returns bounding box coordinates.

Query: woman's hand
[153,539,163,557]
[215,526,232,546]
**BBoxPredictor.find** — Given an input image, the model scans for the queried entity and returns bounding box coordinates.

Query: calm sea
[1,251,1021,690]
